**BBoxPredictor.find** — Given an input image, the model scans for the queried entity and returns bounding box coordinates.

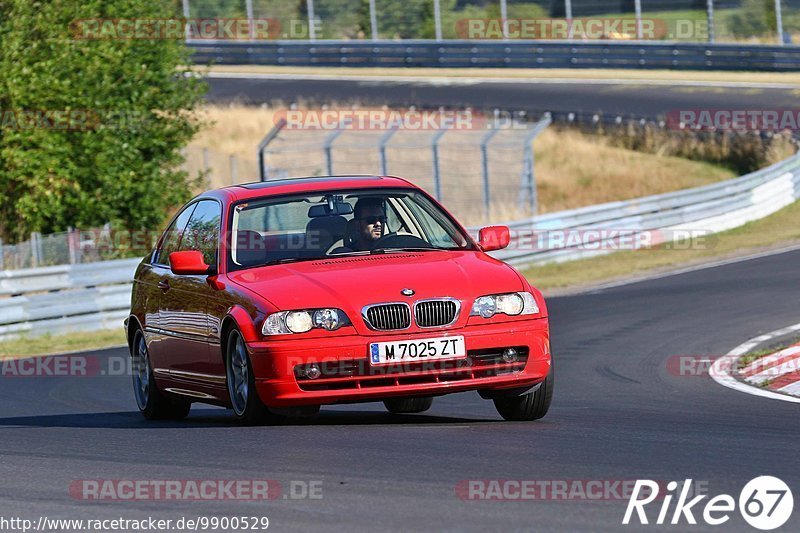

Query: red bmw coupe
[125,175,553,423]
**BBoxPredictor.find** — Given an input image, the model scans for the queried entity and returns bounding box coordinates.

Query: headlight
[262,308,349,335]
[470,292,539,318]
[496,293,524,315]
[313,308,341,331]
[471,296,497,318]
[263,313,289,335]
[285,311,313,333]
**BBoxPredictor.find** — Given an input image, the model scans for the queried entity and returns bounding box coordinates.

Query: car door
[158,200,224,387]
[145,202,197,373]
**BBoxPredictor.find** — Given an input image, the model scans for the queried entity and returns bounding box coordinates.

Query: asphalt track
[1,247,799,532]
[205,73,800,118]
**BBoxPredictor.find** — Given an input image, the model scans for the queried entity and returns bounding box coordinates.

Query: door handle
[158,280,170,292]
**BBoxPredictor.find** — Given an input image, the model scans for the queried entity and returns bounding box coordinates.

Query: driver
[352,197,387,251]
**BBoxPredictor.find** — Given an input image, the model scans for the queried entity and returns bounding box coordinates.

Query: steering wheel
[371,233,433,250]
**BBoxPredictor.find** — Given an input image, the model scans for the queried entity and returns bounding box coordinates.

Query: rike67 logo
[623,477,793,530]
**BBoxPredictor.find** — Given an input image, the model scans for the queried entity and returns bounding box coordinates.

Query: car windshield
[228,188,474,271]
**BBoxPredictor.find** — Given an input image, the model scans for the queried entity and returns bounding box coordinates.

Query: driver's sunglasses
[359,215,387,225]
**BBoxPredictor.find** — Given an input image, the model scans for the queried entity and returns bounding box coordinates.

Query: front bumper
[247,318,550,407]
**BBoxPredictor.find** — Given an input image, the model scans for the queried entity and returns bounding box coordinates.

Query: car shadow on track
[0,408,501,429]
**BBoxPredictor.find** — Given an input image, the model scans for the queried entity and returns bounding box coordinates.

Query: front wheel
[226,329,280,425]
[493,364,553,421]
[131,329,191,420]
[383,396,433,414]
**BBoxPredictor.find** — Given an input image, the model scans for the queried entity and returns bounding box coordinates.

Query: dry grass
[0,329,126,359]
[186,104,734,224]
[191,106,281,164]
[532,128,733,213]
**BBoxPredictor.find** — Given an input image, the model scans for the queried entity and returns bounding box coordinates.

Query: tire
[383,396,433,414]
[493,364,553,421]
[131,329,191,420]
[225,328,280,425]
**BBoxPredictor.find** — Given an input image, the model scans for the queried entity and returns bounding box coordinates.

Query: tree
[0,0,206,243]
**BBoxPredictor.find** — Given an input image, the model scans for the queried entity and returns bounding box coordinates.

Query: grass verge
[523,200,800,292]
[0,329,126,359]
[207,65,800,86]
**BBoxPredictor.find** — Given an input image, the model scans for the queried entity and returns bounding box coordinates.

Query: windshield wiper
[370,247,444,254]
[264,256,327,265]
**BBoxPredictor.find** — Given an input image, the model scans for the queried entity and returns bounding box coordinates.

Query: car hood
[227,250,525,315]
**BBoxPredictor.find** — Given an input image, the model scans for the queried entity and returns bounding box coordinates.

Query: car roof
[199,175,419,203]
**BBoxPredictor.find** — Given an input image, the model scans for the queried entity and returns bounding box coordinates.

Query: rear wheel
[131,329,191,420]
[493,364,553,421]
[226,329,280,425]
[383,396,433,414]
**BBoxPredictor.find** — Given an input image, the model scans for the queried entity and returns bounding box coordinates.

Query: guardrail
[489,153,800,267]
[188,40,800,71]
[1,152,799,341]
[0,259,139,341]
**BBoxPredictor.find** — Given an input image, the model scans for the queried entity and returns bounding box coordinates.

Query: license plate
[369,335,466,365]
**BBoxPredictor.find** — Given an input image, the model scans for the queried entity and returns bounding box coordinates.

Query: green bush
[0,0,206,244]
[723,0,777,39]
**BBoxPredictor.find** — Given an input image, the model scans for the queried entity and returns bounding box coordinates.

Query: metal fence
[257,114,551,226]
[0,259,139,340]
[0,227,114,271]
[180,0,800,45]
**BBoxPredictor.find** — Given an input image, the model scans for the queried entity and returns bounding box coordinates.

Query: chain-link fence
[183,146,258,188]
[256,114,551,226]
[178,0,798,44]
[0,228,115,270]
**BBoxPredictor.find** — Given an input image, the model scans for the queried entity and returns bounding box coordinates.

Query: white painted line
[711,322,800,403]
[778,381,800,394]
[205,71,800,90]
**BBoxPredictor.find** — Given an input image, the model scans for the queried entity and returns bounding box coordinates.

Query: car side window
[402,196,460,248]
[154,204,196,265]
[384,200,405,234]
[180,200,222,267]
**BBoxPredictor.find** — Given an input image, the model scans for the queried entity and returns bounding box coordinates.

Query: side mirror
[478,225,511,252]
[169,250,212,275]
